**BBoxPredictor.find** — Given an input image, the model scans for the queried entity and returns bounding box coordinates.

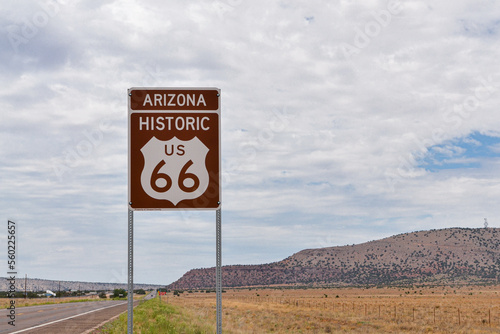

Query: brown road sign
[128,88,220,210]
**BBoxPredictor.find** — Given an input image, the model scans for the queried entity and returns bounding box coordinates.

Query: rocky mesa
[168,227,500,289]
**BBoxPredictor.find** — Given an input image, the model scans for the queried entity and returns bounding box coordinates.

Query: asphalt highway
[0,299,139,334]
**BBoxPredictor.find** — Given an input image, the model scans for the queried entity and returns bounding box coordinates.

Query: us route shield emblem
[140,136,209,206]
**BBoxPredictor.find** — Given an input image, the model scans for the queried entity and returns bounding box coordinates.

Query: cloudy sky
[1,0,500,285]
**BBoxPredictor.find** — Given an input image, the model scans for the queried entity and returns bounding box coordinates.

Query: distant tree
[112,288,127,298]
[98,292,107,299]
[27,291,39,298]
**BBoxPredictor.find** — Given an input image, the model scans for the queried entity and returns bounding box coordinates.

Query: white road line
[10,301,127,334]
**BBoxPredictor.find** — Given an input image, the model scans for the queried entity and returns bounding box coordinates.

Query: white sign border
[128,87,221,211]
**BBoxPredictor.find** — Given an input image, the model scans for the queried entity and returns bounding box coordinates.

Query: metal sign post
[128,87,221,334]
[127,208,133,333]
[216,208,222,333]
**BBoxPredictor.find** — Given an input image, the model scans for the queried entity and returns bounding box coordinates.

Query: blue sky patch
[420,132,500,171]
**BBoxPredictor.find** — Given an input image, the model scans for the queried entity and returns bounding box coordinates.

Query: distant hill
[0,277,162,292]
[168,227,500,289]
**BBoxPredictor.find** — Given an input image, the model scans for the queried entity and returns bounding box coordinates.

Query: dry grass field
[0,294,135,309]
[165,285,500,333]
[0,295,103,308]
